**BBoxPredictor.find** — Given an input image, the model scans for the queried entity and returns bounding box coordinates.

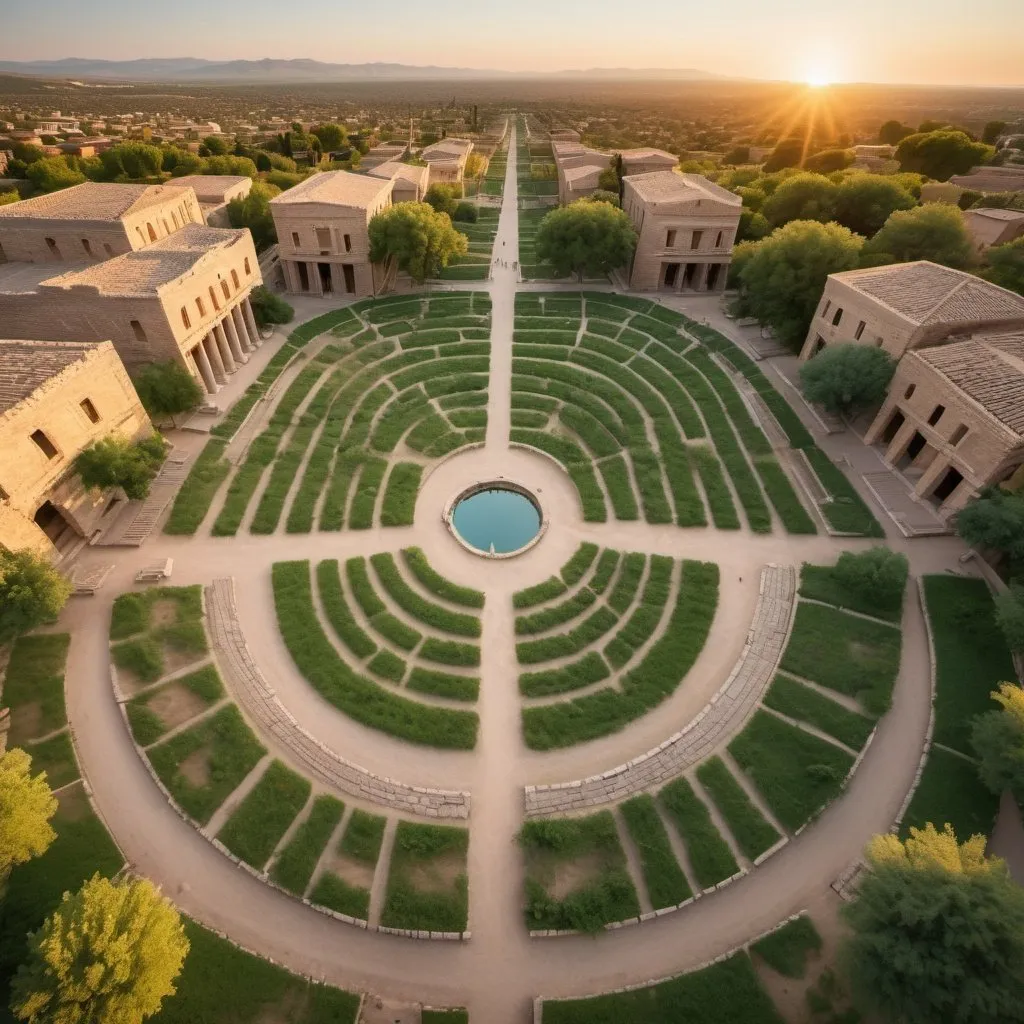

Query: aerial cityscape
[2,3,1024,1023]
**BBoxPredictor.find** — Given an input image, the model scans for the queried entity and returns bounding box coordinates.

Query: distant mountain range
[0,57,727,83]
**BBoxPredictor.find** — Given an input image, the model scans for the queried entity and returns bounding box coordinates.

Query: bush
[402,548,484,608]
[452,201,478,222]
[800,551,907,622]
[0,550,72,643]
[370,552,481,636]
[799,344,897,417]
[249,285,294,327]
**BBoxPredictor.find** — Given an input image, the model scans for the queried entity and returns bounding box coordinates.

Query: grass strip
[659,777,738,888]
[696,756,780,861]
[763,674,875,750]
[619,795,691,909]
[402,547,484,608]
[270,795,345,894]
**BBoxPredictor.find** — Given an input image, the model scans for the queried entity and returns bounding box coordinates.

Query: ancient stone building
[0,339,152,557]
[799,261,1024,362]
[419,138,473,185]
[618,148,678,177]
[0,181,203,263]
[270,170,394,298]
[864,330,1024,517]
[368,161,430,203]
[622,172,741,292]
[0,224,264,395]
[165,175,252,227]
[963,208,1024,252]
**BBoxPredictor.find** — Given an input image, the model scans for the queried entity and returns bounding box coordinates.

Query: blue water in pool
[452,489,541,554]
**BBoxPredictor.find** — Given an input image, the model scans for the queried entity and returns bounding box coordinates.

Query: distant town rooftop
[163,175,250,204]
[966,207,1024,223]
[0,181,193,223]
[41,224,248,297]
[367,162,429,187]
[949,165,1024,193]
[830,261,1024,327]
[268,170,393,209]
[0,339,101,414]
[918,330,1024,436]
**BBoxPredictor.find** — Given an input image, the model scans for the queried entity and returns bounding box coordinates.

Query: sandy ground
[55,124,980,1024]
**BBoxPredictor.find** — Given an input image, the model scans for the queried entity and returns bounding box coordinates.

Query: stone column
[229,305,251,353]
[242,297,261,348]
[203,332,228,384]
[697,263,711,292]
[915,453,951,497]
[883,417,918,466]
[223,310,247,363]
[192,343,218,393]
[213,321,236,374]
[309,262,323,296]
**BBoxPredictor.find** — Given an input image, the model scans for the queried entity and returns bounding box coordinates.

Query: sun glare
[805,73,831,88]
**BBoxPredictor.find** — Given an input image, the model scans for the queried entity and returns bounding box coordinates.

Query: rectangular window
[832,307,843,326]
[31,430,58,460]
[196,297,206,317]
[81,238,93,257]
[715,230,723,248]
[822,299,831,317]
[691,230,703,249]
[854,320,866,340]
[80,398,100,423]
[904,384,916,400]
[315,227,331,252]
[928,404,945,426]
[665,229,677,247]
[181,306,191,329]
[130,320,148,346]
[103,243,114,256]
[291,231,300,248]
[231,269,240,289]
[950,424,968,446]
[344,233,352,253]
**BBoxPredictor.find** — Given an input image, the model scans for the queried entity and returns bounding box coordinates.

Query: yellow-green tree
[0,748,57,885]
[11,874,189,1024]
[973,682,1024,796]
[843,824,1024,1023]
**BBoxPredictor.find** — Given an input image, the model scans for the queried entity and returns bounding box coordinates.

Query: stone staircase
[95,448,192,547]
[861,470,950,536]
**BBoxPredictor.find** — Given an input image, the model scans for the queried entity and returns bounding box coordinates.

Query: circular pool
[447,483,544,557]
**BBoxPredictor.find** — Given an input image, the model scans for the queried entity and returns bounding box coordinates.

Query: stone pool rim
[444,479,549,560]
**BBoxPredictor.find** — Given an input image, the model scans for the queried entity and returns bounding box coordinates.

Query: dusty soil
[179,744,212,787]
[326,852,376,890]
[161,645,204,675]
[147,682,207,731]
[11,701,42,745]
[114,666,148,696]
[407,850,465,894]
[254,988,306,1024]
[150,599,181,628]
[56,781,90,822]
[547,852,605,901]
[359,995,420,1024]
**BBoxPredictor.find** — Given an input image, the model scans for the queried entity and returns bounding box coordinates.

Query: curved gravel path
[59,124,974,1023]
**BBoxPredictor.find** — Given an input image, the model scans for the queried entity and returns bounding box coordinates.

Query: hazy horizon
[4,0,1023,88]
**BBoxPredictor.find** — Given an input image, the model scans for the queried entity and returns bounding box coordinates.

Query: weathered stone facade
[368,161,430,203]
[622,172,741,292]
[963,208,1024,252]
[0,224,264,395]
[799,261,1024,362]
[0,339,152,556]
[0,181,203,263]
[419,137,473,185]
[864,330,1024,516]
[166,174,252,228]
[270,170,394,299]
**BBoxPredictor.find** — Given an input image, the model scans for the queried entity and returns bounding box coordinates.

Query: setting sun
[805,73,831,88]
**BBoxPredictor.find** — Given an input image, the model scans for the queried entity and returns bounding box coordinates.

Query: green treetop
[534,200,637,281]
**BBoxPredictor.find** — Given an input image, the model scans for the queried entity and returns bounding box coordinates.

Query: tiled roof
[967,208,1024,223]
[918,331,1024,435]
[564,165,603,188]
[368,162,429,187]
[165,175,249,202]
[0,181,192,222]
[625,170,741,207]
[42,224,247,296]
[834,261,1024,326]
[268,170,393,208]
[619,148,677,163]
[421,138,472,159]
[0,339,100,413]
[949,167,1024,193]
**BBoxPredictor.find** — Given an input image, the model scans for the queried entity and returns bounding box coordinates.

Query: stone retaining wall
[524,564,796,816]
[206,577,471,819]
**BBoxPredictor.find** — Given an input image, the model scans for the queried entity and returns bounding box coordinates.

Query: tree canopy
[11,874,189,1024]
[368,202,468,283]
[956,488,1024,567]
[982,236,1024,296]
[832,546,909,609]
[799,343,897,416]
[311,123,347,151]
[423,183,461,216]
[75,434,167,501]
[843,824,1024,1024]
[99,142,164,181]
[803,148,854,174]
[973,682,1024,800]
[763,138,805,172]
[534,200,637,282]
[895,130,995,181]
[0,748,57,885]
[993,586,1024,654]
[226,180,280,252]
[878,120,915,146]
[249,285,294,328]
[761,172,837,227]
[861,203,974,270]
[735,220,864,349]
[983,121,1007,145]
[831,174,918,237]
[25,157,85,193]
[132,361,204,426]
[201,135,228,156]
[0,549,72,643]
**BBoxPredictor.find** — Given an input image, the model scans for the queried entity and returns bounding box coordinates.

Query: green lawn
[619,795,691,909]
[798,561,904,623]
[729,711,854,832]
[779,602,902,715]
[659,777,739,887]
[146,704,266,824]
[750,915,822,978]
[921,575,1017,755]
[541,951,784,1023]
[126,665,225,747]
[269,794,345,894]
[4,633,70,744]
[381,822,469,933]
[763,674,875,750]
[696,757,780,860]
[900,745,1000,841]
[520,811,641,932]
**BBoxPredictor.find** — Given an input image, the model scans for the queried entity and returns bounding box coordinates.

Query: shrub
[249,285,294,327]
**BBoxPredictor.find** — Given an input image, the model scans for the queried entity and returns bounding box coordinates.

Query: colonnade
[188,296,262,394]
